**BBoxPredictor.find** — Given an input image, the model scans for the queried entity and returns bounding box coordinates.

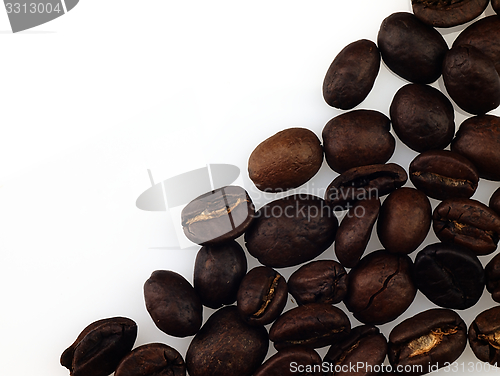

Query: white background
[1,0,500,375]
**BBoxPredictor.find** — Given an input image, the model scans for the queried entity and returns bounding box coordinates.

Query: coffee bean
[115,343,186,376]
[413,243,485,309]
[409,150,479,200]
[485,253,500,303]
[390,84,455,152]
[186,306,268,376]
[144,270,202,337]
[181,185,255,245]
[377,12,448,84]
[269,303,350,350]
[245,194,338,268]
[453,15,500,76]
[335,197,380,268]
[288,260,347,305]
[451,115,500,181]
[322,110,395,173]
[237,266,288,326]
[469,306,500,365]
[324,163,407,210]
[388,309,467,376]
[194,240,247,309]
[433,198,500,255]
[412,0,489,28]
[443,45,500,115]
[323,39,380,110]
[344,250,416,325]
[494,0,500,13]
[253,346,323,376]
[60,317,137,376]
[490,188,500,216]
[323,325,387,376]
[248,128,323,192]
[377,187,431,254]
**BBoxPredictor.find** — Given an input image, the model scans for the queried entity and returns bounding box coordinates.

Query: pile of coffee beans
[61,2,500,376]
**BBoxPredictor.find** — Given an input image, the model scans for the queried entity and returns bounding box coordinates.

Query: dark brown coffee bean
[485,253,500,303]
[186,306,268,376]
[181,185,254,245]
[245,194,338,268]
[377,188,431,254]
[494,0,500,13]
[377,12,448,84]
[454,15,500,76]
[413,243,485,309]
[344,250,416,325]
[432,198,500,255]
[443,45,500,115]
[248,128,323,192]
[412,0,489,28]
[323,325,387,376]
[451,115,500,181]
[469,306,500,365]
[144,270,202,337]
[237,266,288,326]
[194,240,247,309]
[323,39,380,110]
[115,343,186,376]
[388,309,467,376]
[409,150,479,200]
[390,84,455,152]
[288,260,347,305]
[490,187,500,216]
[324,163,407,210]
[269,303,351,350]
[60,317,137,376]
[253,346,323,376]
[322,110,395,173]
[335,197,380,268]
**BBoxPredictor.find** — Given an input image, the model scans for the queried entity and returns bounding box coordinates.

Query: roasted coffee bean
[181,185,254,245]
[469,306,500,365]
[414,243,485,309]
[344,250,416,325]
[237,266,288,326]
[409,150,479,200]
[144,270,202,337]
[324,163,407,210]
[60,317,137,376]
[114,343,186,376]
[335,197,380,268]
[451,115,500,181]
[323,325,387,376]
[253,346,323,376]
[194,240,247,309]
[443,45,500,115]
[433,198,500,255]
[288,260,347,305]
[490,188,500,216]
[323,39,380,110]
[269,303,351,350]
[388,309,467,376]
[377,188,431,254]
[186,306,268,376]
[390,84,455,152]
[412,0,489,28]
[322,110,395,173]
[245,194,338,268]
[486,253,500,303]
[377,12,448,84]
[248,128,323,192]
[494,0,500,13]
[453,15,500,76]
